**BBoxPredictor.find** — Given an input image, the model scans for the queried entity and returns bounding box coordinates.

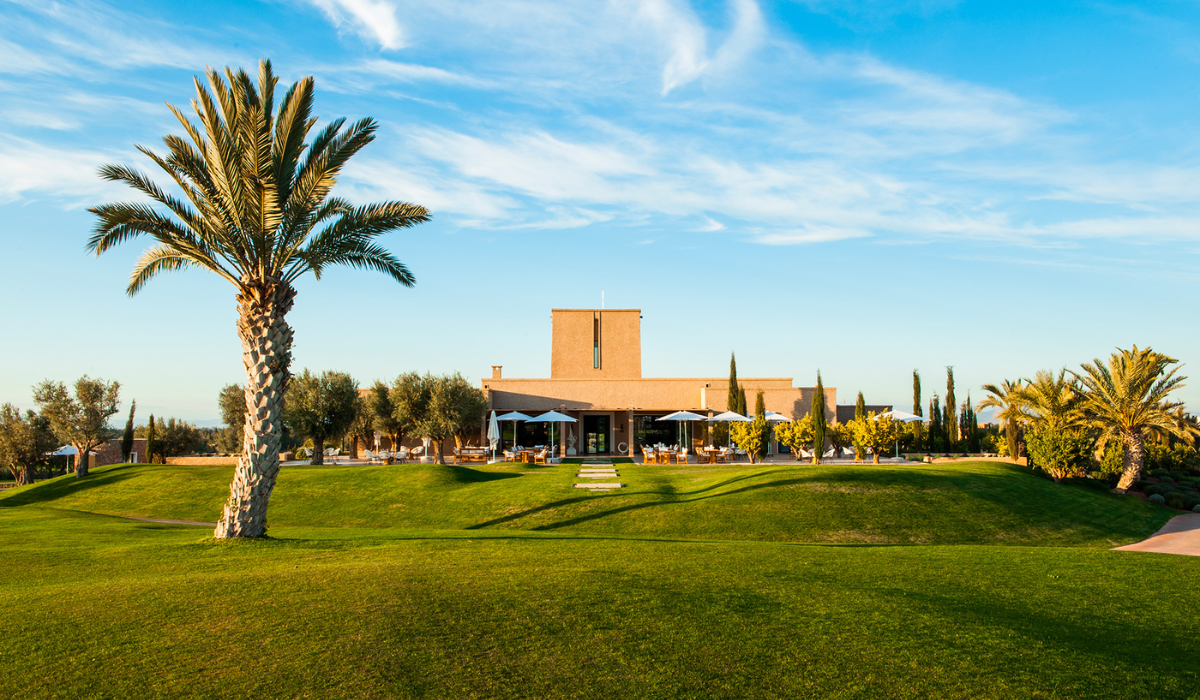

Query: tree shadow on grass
[464,469,789,530]
[0,466,140,508]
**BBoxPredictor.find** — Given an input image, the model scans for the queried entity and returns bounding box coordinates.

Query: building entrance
[583,415,610,454]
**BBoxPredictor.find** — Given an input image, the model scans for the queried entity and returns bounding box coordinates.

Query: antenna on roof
[601,291,605,309]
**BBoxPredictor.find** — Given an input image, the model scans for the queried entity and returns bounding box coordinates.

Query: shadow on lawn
[486,464,1165,541]
[464,469,791,530]
[0,465,141,508]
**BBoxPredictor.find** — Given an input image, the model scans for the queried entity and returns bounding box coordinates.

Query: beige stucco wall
[483,376,837,420]
[551,309,641,379]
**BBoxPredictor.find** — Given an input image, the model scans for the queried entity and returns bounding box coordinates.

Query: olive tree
[32,376,121,478]
[0,405,57,486]
[850,412,898,464]
[284,370,360,465]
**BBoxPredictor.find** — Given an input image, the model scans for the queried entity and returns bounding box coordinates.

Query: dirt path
[122,516,216,527]
[1114,514,1200,557]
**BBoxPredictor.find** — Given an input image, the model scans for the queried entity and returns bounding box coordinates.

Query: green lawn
[1,461,1196,699]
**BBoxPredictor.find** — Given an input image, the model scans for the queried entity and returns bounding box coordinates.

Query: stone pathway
[1113,513,1200,557]
[122,516,216,527]
[574,464,622,491]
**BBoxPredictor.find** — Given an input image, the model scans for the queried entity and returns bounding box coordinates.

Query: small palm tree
[1073,346,1198,492]
[1020,369,1084,433]
[87,60,430,538]
[978,378,1027,459]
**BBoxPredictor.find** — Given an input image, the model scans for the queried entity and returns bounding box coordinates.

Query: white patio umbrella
[764,412,792,422]
[487,411,500,462]
[873,410,928,460]
[707,411,751,448]
[659,410,708,449]
[495,411,533,453]
[525,410,577,460]
[51,445,79,471]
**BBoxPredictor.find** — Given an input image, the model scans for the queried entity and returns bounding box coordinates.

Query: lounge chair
[534,448,549,465]
[409,446,424,462]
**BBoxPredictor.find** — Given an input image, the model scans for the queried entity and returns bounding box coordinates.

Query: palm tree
[1073,346,1198,492]
[978,379,1027,459]
[1020,369,1084,432]
[87,60,430,538]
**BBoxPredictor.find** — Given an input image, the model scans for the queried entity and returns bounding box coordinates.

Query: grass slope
[1,460,1172,545]
[1,461,1196,699]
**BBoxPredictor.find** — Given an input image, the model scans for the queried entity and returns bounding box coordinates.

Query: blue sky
[2,0,1200,424]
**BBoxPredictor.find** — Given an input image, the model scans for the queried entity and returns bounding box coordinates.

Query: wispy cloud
[305,0,405,50]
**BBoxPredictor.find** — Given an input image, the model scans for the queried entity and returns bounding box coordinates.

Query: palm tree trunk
[1114,431,1145,493]
[214,281,295,539]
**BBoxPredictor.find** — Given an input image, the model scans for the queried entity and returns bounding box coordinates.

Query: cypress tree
[754,390,769,460]
[754,391,766,419]
[727,353,739,413]
[121,399,136,463]
[146,413,156,465]
[912,370,922,416]
[812,373,826,465]
[945,366,957,445]
[855,391,865,422]
[929,396,941,450]
[737,388,748,417]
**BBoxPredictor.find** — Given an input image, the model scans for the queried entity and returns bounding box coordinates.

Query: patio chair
[716,447,728,464]
[363,449,376,464]
[323,447,339,464]
[534,448,549,465]
[677,448,688,464]
[409,445,424,462]
[503,449,515,462]
[642,447,655,464]
[394,447,409,463]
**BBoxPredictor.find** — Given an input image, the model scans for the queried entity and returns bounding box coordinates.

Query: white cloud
[0,135,127,206]
[307,0,405,50]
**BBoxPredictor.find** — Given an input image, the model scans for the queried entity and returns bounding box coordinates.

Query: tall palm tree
[1073,346,1198,492]
[87,60,430,538]
[978,378,1027,459]
[1020,369,1084,433]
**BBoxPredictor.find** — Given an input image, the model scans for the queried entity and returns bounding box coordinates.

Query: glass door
[584,415,610,454]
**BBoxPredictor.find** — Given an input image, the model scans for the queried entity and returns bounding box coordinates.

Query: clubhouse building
[483,308,839,457]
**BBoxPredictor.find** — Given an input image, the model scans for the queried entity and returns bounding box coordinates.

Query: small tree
[851,412,897,464]
[284,370,360,465]
[420,373,487,464]
[1024,426,1096,483]
[146,413,156,464]
[32,376,121,478]
[945,366,958,446]
[216,384,245,454]
[855,391,865,423]
[121,400,136,463]
[812,374,826,465]
[0,405,56,486]
[393,372,434,459]
[730,414,768,464]
[775,415,814,460]
[369,381,405,452]
[928,395,942,451]
[737,387,748,417]
[827,422,853,460]
[139,416,204,462]
[727,353,740,413]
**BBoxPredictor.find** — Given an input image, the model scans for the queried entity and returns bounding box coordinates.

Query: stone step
[578,468,618,473]
[577,474,619,479]
[575,483,623,489]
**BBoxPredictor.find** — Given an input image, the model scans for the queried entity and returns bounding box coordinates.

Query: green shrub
[1194,504,1200,513]
[1133,480,1153,491]
[1185,497,1200,511]
[1166,494,1187,510]
[1149,494,1166,505]
[1143,485,1163,496]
